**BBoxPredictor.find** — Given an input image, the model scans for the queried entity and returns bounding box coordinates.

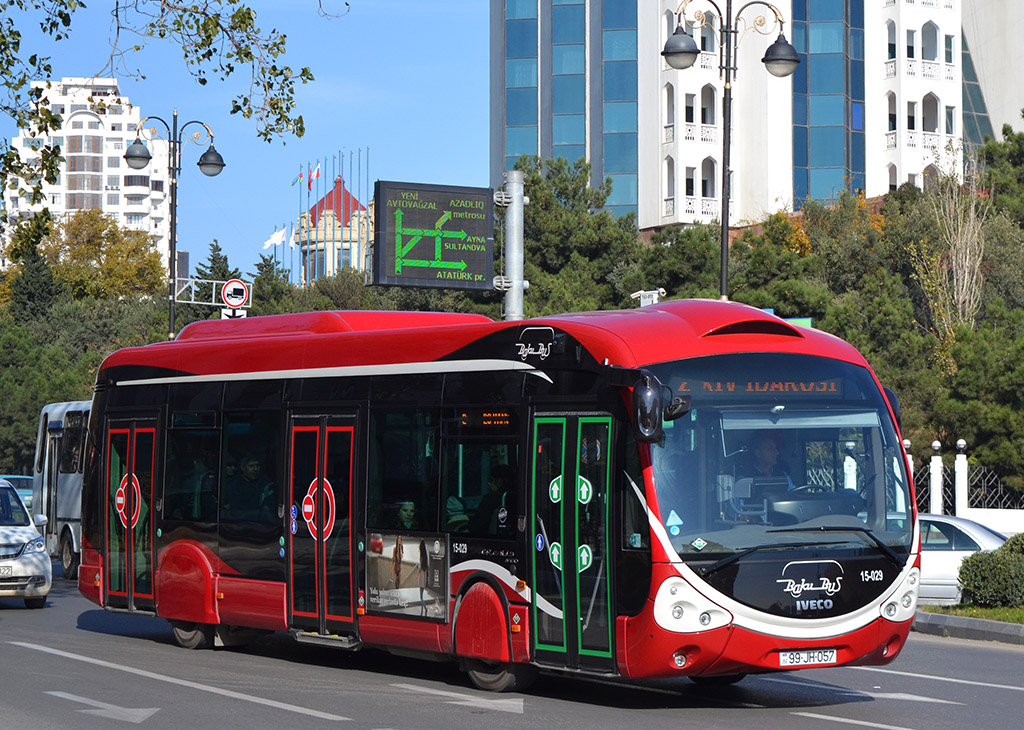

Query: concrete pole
[504,169,525,321]
[929,440,943,515]
[954,439,968,517]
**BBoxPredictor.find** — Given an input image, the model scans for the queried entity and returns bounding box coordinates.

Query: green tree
[39,210,163,299]
[610,223,718,302]
[1,0,320,225]
[515,156,639,316]
[931,302,1024,488]
[979,112,1024,227]
[728,212,831,320]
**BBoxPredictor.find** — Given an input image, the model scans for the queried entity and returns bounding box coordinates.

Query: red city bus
[78,301,920,691]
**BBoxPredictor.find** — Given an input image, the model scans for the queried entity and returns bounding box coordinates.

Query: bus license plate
[0,566,12,577]
[779,649,837,667]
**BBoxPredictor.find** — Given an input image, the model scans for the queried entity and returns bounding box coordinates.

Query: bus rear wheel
[170,620,214,650]
[465,659,538,692]
[60,533,79,580]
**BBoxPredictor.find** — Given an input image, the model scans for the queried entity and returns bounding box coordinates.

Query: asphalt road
[2,566,1022,730]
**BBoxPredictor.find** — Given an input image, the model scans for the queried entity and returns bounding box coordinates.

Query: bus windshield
[647,353,914,561]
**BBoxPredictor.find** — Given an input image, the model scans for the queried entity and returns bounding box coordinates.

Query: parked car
[0,475,33,511]
[918,513,1007,605]
[0,479,51,608]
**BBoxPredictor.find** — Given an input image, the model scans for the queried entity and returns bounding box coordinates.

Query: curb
[912,611,1024,645]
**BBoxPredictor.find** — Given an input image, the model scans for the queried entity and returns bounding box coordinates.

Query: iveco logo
[777,559,844,598]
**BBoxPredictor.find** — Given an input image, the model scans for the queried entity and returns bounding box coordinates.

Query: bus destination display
[373,181,494,290]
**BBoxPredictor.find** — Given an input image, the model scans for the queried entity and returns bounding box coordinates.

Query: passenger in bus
[223,452,276,520]
[394,500,418,530]
[470,464,516,536]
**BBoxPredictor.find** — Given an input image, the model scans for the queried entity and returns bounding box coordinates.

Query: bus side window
[59,411,84,474]
[165,428,220,522]
[368,408,440,532]
[220,412,280,525]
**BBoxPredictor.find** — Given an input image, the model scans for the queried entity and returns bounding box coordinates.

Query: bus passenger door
[289,415,356,636]
[104,418,158,612]
[530,414,615,673]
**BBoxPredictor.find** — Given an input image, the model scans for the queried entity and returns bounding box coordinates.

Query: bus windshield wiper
[767,525,906,569]
[695,540,845,578]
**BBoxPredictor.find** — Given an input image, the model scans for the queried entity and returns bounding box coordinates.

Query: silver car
[918,513,1007,606]
[0,479,51,608]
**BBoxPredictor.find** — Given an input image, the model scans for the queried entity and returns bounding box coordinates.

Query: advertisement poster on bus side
[365,532,448,621]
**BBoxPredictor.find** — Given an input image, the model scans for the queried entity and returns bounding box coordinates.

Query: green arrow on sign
[549,541,562,570]
[549,475,563,504]
[578,544,593,572]
[577,476,593,505]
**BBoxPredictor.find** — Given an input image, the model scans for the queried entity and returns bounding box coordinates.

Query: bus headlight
[654,576,732,633]
[879,567,919,623]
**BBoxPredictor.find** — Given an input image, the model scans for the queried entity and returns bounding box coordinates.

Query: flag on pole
[290,170,303,186]
[308,161,321,191]
[286,222,296,249]
[262,227,286,249]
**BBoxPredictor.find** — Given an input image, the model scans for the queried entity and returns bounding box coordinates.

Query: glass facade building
[791,0,864,205]
[494,0,639,217]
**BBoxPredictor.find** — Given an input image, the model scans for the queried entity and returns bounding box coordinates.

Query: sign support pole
[504,170,525,322]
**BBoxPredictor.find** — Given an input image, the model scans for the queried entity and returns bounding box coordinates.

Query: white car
[0,479,51,608]
[918,513,1007,606]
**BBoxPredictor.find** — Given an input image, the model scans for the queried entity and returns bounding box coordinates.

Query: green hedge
[959,546,1024,607]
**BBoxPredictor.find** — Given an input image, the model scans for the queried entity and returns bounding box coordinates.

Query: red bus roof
[98,300,868,380]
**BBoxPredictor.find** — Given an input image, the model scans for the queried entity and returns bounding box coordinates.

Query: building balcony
[664,197,675,217]
[922,61,940,80]
[944,64,955,82]
[906,130,918,148]
[700,196,719,218]
[700,124,718,144]
[699,52,714,71]
[684,123,696,142]
[885,59,896,78]
[886,131,897,150]
[923,132,941,150]
[664,124,675,144]
[906,60,917,77]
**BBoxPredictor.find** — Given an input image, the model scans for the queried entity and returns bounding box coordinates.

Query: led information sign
[373,181,494,290]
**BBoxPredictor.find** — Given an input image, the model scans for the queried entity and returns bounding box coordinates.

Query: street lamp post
[662,0,799,300]
[124,109,225,339]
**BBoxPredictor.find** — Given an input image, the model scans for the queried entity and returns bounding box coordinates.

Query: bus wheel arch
[59,527,79,579]
[452,576,537,692]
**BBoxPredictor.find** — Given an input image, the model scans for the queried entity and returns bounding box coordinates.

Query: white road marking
[47,692,159,723]
[760,676,962,704]
[390,682,524,714]
[791,711,916,730]
[11,642,350,721]
[852,666,1024,692]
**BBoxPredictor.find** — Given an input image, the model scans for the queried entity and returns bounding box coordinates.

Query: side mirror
[664,395,692,421]
[883,386,902,430]
[34,513,48,527]
[632,371,664,443]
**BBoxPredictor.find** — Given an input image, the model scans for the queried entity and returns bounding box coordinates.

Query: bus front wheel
[60,533,79,580]
[170,620,214,650]
[465,659,538,692]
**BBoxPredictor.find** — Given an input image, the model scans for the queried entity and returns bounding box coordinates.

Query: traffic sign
[221,279,249,308]
[220,308,248,319]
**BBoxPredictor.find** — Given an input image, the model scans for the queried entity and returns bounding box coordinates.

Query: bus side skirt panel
[78,545,102,607]
[215,576,288,631]
[157,541,219,625]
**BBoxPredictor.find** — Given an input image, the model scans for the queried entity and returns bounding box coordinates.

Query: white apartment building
[494,0,989,232]
[3,77,170,267]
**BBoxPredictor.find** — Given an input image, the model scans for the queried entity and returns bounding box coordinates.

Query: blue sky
[4,0,490,277]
